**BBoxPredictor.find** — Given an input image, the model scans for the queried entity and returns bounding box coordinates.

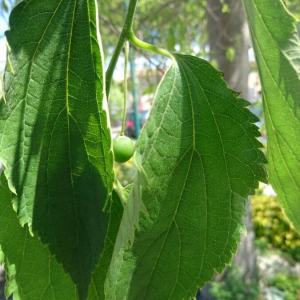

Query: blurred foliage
[271,273,300,300]
[96,0,299,65]
[225,47,235,62]
[0,0,21,23]
[209,264,300,300]
[286,0,300,19]
[114,158,136,186]
[252,195,300,260]
[97,0,208,67]
[0,0,299,61]
[108,80,124,126]
[209,265,261,300]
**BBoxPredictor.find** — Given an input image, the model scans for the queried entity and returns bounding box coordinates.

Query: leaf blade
[106,55,266,300]
[0,0,114,297]
[87,190,124,300]
[243,0,300,232]
[0,173,79,300]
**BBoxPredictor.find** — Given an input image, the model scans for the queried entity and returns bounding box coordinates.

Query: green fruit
[113,135,135,163]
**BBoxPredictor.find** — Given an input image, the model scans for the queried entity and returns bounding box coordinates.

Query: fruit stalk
[121,41,129,136]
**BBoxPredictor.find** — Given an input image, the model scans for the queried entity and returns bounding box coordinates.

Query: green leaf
[0,173,78,300]
[87,190,124,300]
[112,152,148,259]
[106,54,266,300]
[0,0,114,298]
[0,175,123,300]
[243,0,300,232]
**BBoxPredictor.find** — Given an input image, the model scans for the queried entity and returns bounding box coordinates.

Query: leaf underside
[0,173,78,300]
[106,54,267,300]
[87,190,124,300]
[0,0,114,298]
[243,0,300,232]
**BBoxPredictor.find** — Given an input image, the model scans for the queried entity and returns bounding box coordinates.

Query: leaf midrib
[65,0,87,287]
[176,56,234,294]
[0,0,65,223]
[86,0,111,193]
[246,2,300,183]
[244,0,300,227]
[263,89,300,227]
[246,0,300,121]
[135,56,237,299]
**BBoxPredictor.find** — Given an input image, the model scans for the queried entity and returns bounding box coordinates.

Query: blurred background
[0,0,300,299]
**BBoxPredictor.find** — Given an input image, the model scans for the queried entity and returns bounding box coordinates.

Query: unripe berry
[113,135,135,163]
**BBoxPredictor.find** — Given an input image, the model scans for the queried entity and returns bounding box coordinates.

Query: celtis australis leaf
[243,0,300,233]
[0,173,78,300]
[106,54,267,300]
[0,0,114,298]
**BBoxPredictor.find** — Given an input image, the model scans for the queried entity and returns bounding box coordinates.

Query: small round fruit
[113,135,135,163]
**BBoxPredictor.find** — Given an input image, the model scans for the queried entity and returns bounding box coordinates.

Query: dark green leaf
[0,173,78,300]
[244,0,300,232]
[0,0,114,298]
[87,190,124,300]
[106,54,266,300]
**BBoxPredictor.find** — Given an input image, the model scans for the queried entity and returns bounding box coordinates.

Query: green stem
[129,30,175,62]
[121,41,129,136]
[106,0,139,97]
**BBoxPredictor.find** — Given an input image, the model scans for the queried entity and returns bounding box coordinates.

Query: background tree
[207,0,249,98]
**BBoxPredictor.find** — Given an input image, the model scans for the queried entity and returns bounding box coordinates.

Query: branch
[138,0,176,23]
[98,14,120,36]
[106,0,139,97]
[101,8,165,90]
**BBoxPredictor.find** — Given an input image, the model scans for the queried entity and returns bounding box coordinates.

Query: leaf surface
[112,152,148,259]
[243,0,300,231]
[106,54,266,300]
[0,0,114,297]
[87,190,124,300]
[0,173,78,300]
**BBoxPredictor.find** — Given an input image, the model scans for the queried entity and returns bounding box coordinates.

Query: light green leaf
[0,0,114,298]
[0,173,78,300]
[114,179,133,206]
[106,54,266,300]
[112,152,148,260]
[243,0,300,232]
[87,190,123,300]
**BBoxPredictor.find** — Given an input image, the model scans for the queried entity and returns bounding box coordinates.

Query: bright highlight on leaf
[243,0,300,232]
[106,54,267,300]
[0,0,114,298]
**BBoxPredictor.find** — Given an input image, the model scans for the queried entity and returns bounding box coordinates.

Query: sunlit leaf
[106,54,266,300]
[243,0,300,232]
